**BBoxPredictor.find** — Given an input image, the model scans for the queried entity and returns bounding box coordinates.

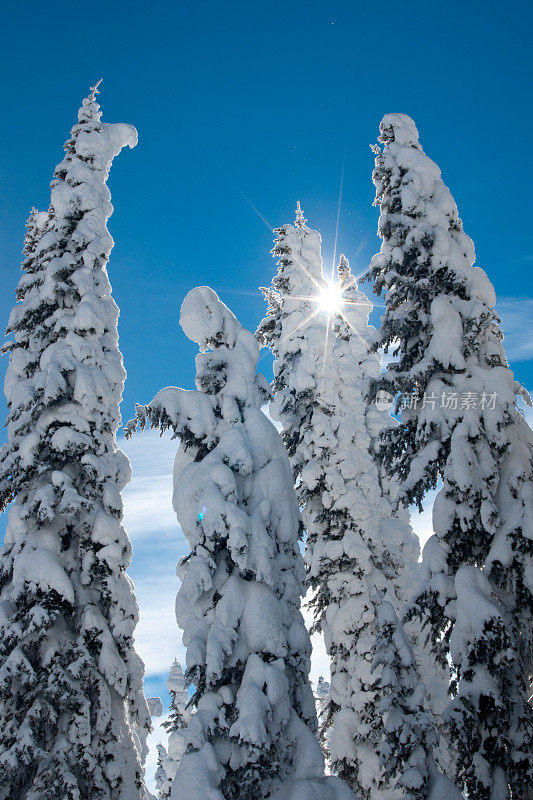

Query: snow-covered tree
[313,675,331,756]
[372,601,462,800]
[447,566,531,800]
[0,85,150,800]
[366,112,533,799]
[155,661,191,800]
[315,676,330,707]
[257,209,422,799]
[127,287,355,800]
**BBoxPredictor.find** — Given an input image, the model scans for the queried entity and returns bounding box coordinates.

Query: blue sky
[1,0,533,788]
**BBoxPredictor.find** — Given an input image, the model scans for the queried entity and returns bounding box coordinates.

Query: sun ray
[289,251,324,295]
[233,185,275,232]
[320,313,331,396]
[316,281,344,315]
[277,307,322,347]
[335,306,372,348]
[331,141,347,279]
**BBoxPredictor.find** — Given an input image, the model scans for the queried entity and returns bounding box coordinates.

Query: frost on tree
[0,86,150,800]
[257,208,423,800]
[127,287,355,800]
[366,112,533,799]
[155,661,191,800]
[372,601,462,800]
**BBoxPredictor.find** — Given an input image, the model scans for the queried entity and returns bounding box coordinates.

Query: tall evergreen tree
[257,209,423,799]
[366,112,533,799]
[127,286,355,800]
[0,85,150,800]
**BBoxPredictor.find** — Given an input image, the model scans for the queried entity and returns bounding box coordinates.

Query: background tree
[155,661,191,800]
[257,210,423,799]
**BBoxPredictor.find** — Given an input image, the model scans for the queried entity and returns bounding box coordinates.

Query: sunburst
[316,281,345,315]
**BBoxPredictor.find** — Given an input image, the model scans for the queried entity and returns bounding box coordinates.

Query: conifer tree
[0,85,150,800]
[257,209,422,799]
[366,112,533,799]
[155,661,190,800]
[128,286,355,800]
[372,601,462,800]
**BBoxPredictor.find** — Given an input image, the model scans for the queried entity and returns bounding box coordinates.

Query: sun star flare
[316,281,344,315]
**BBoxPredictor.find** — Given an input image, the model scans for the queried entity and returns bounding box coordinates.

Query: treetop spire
[337,252,352,286]
[295,199,306,228]
[90,78,103,95]
[379,113,420,147]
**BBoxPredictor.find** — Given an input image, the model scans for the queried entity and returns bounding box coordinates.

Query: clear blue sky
[1,0,532,782]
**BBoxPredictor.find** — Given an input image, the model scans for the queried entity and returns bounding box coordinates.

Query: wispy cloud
[121,430,184,676]
[120,429,185,794]
[497,297,533,362]
[122,429,178,536]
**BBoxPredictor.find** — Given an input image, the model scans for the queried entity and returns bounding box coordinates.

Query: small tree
[366,112,533,799]
[155,661,191,800]
[257,209,422,799]
[128,286,355,800]
[0,85,149,800]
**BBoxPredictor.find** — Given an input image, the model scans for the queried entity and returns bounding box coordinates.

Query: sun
[316,281,344,315]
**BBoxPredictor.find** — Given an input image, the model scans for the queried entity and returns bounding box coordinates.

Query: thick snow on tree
[257,210,423,799]
[446,566,532,800]
[372,601,462,800]
[0,86,150,800]
[127,287,355,800]
[155,661,191,800]
[313,675,331,756]
[366,112,533,799]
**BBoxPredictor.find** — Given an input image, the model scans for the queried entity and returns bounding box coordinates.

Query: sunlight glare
[317,282,344,315]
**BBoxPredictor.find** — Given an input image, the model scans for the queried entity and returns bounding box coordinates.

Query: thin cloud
[121,429,184,678]
[497,297,533,362]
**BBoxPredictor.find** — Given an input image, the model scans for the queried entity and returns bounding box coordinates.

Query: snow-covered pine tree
[127,286,355,800]
[366,112,533,799]
[257,209,422,799]
[316,676,330,707]
[154,661,191,800]
[0,85,150,800]
[372,600,462,800]
[314,675,331,756]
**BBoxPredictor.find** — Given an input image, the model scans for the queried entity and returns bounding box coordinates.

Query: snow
[0,86,149,800]
[257,211,436,798]
[368,110,533,799]
[131,286,355,799]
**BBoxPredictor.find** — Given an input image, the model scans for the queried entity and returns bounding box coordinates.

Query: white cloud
[121,429,178,537]
[123,475,177,536]
[120,429,185,676]
[497,297,533,362]
[133,566,184,677]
